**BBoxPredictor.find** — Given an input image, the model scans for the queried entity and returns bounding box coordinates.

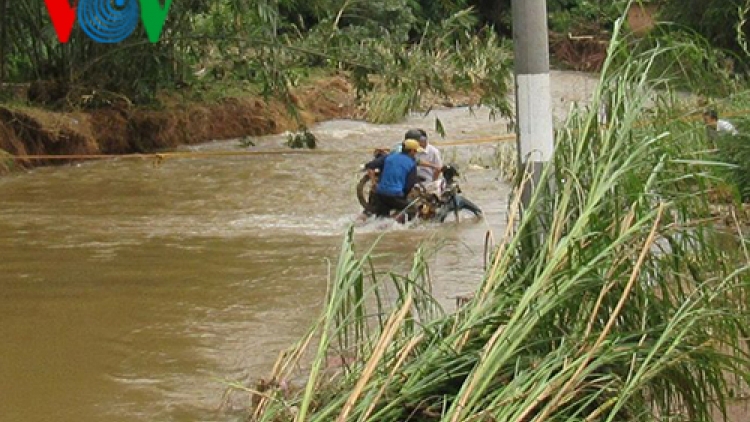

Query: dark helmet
[404,129,426,142]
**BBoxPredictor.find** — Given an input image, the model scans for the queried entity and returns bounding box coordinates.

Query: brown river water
[0,72,602,422]
[0,107,519,422]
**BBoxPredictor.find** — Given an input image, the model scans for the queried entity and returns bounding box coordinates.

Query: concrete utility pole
[512,0,555,206]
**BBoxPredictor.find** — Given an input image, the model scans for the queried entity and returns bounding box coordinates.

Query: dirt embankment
[0,77,357,175]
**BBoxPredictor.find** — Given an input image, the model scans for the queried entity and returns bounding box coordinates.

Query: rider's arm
[365,155,386,171]
[365,155,386,186]
[416,159,435,168]
[403,167,418,196]
[366,168,380,187]
[416,159,441,181]
[433,151,443,181]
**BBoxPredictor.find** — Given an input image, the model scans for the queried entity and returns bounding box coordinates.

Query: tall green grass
[243,14,750,422]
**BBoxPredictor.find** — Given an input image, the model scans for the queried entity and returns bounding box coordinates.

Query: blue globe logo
[78,0,140,44]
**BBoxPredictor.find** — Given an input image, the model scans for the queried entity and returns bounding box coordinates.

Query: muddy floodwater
[0,71,600,422]
[0,111,512,422]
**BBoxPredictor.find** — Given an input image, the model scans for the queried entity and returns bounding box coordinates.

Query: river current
[1,71,604,421]
[0,105,521,421]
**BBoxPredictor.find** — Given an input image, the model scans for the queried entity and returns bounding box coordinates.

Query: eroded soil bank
[0,76,359,175]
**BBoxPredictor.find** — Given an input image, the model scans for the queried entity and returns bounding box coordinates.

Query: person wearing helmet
[364,133,425,221]
[392,129,442,181]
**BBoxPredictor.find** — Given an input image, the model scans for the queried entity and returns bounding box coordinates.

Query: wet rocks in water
[237,136,256,148]
[286,129,317,149]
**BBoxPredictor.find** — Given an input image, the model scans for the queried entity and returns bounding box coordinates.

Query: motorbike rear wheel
[357,174,377,213]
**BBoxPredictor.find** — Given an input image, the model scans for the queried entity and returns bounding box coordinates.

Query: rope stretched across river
[8,106,746,164]
[8,134,517,163]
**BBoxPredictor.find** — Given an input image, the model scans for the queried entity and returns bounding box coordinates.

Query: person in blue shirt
[365,136,424,221]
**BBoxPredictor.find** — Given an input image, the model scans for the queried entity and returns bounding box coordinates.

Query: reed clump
[241,15,750,422]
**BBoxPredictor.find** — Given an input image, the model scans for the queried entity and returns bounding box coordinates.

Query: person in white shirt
[412,129,443,182]
[703,109,738,141]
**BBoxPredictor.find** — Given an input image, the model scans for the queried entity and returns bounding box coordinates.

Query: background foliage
[661,0,750,57]
[0,0,749,116]
[0,0,511,113]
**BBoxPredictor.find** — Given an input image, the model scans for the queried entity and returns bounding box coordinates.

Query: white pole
[512,0,555,206]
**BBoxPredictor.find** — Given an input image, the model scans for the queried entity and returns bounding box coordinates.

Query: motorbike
[357,149,482,223]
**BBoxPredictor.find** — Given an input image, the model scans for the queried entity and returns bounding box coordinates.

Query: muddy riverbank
[0,76,361,174]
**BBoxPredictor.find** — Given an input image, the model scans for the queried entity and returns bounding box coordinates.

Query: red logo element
[43,0,77,43]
